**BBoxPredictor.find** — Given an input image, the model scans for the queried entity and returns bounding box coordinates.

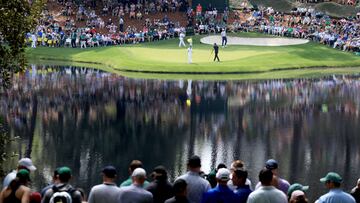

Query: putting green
[27,33,360,80]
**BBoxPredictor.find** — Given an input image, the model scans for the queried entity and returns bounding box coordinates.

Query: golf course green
[27,32,360,80]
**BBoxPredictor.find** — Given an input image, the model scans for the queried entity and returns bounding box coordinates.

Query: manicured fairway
[27,33,360,80]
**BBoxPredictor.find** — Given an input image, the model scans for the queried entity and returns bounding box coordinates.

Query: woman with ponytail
[0,169,31,203]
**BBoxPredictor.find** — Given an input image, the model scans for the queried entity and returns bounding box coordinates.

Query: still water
[1,65,360,201]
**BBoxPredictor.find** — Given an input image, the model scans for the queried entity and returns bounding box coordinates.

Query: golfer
[179,32,186,47]
[187,45,192,64]
[221,29,227,47]
[213,43,220,62]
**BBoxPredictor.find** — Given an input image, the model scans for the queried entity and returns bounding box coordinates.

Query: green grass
[27,33,360,80]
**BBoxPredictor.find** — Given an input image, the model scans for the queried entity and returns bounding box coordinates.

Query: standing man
[119,17,124,32]
[71,30,77,48]
[41,167,83,203]
[88,166,120,203]
[232,169,252,203]
[2,158,37,189]
[120,160,150,188]
[146,166,174,203]
[213,43,220,62]
[221,29,227,47]
[187,46,192,64]
[176,155,211,203]
[255,159,290,194]
[315,172,355,203]
[179,32,186,47]
[201,168,238,203]
[118,168,153,203]
[31,33,37,48]
[247,169,287,203]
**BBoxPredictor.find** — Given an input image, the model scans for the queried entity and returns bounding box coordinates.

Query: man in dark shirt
[213,43,220,62]
[41,167,82,203]
[146,166,174,203]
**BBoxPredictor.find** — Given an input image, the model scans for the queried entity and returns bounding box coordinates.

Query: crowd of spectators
[2,156,360,203]
[229,6,360,52]
[27,0,189,48]
[25,1,360,54]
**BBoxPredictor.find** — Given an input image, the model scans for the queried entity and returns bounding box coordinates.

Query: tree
[0,116,9,176]
[0,0,45,175]
[0,0,45,89]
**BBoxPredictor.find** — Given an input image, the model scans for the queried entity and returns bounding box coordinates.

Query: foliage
[0,116,9,177]
[0,0,45,89]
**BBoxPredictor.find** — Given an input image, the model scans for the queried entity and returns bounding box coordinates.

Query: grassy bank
[27,33,360,80]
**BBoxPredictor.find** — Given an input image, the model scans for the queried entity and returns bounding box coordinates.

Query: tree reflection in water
[1,65,360,201]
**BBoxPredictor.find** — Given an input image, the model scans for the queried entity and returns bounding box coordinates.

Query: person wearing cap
[2,158,37,189]
[120,160,150,188]
[118,168,153,203]
[287,183,309,200]
[41,167,83,203]
[255,159,290,194]
[87,166,120,203]
[165,179,189,203]
[315,172,355,203]
[0,169,32,203]
[176,155,211,203]
[228,160,253,191]
[40,168,60,197]
[232,169,252,203]
[146,166,174,203]
[289,190,308,203]
[201,168,238,203]
[350,178,360,202]
[247,169,287,203]
[206,163,226,188]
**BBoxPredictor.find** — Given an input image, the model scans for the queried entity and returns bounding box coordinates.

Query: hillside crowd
[228,6,360,52]
[25,0,360,54]
[27,0,189,48]
[1,157,360,203]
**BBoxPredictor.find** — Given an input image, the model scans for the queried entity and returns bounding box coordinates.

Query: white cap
[132,168,146,177]
[216,168,230,181]
[18,158,36,171]
[290,190,305,201]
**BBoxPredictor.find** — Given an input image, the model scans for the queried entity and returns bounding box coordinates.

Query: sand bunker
[200,35,309,46]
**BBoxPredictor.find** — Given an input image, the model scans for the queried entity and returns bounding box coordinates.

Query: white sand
[200,35,309,46]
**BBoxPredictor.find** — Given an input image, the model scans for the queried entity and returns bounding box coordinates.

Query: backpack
[49,185,76,203]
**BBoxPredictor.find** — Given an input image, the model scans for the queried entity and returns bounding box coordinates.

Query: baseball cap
[58,167,72,176]
[17,169,31,181]
[216,168,230,181]
[18,158,36,171]
[287,183,309,196]
[132,168,146,178]
[320,172,342,183]
[290,190,305,201]
[265,159,278,170]
[102,166,117,178]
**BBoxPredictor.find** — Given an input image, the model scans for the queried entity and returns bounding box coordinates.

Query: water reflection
[1,65,360,201]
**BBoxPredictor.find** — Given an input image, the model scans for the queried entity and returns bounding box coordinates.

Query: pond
[1,65,360,201]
